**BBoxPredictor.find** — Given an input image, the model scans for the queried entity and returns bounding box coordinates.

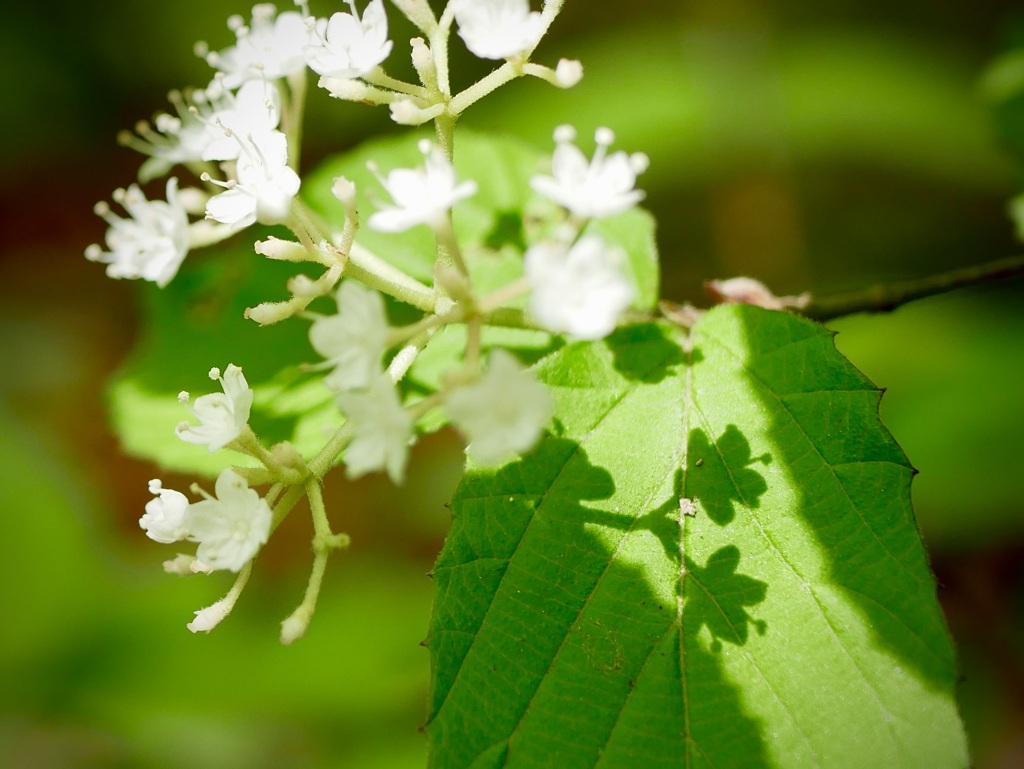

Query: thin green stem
[434,215,468,279]
[362,67,430,98]
[803,254,1024,321]
[308,423,354,479]
[390,0,438,35]
[347,242,437,311]
[430,6,456,159]
[466,316,482,370]
[269,484,307,535]
[279,479,350,645]
[449,61,519,115]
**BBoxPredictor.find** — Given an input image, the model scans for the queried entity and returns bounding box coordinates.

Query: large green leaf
[426,305,966,768]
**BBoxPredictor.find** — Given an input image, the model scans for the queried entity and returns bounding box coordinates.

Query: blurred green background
[3,0,1024,766]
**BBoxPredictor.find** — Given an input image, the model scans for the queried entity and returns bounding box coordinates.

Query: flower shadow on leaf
[685,545,768,653]
[606,323,690,384]
[427,435,772,767]
[686,424,771,527]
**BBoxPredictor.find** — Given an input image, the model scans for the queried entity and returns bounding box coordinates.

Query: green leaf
[426,305,967,768]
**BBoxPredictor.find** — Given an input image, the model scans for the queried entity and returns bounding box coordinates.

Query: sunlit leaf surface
[426,305,966,768]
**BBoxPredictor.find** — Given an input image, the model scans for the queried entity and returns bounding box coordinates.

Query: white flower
[452,0,544,60]
[531,126,649,219]
[446,350,553,466]
[187,597,233,633]
[140,479,191,543]
[202,79,282,162]
[176,364,254,452]
[205,130,301,229]
[119,84,232,180]
[85,178,190,288]
[525,235,635,340]
[204,4,312,89]
[306,0,393,79]
[184,468,272,572]
[368,140,477,232]
[309,281,390,391]
[337,375,413,483]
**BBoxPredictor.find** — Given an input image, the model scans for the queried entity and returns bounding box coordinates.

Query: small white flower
[368,140,477,232]
[531,126,648,219]
[204,4,312,89]
[205,130,301,229]
[85,178,189,288]
[187,597,233,633]
[119,84,232,180]
[176,364,254,452]
[337,375,413,483]
[140,479,191,544]
[446,350,553,466]
[309,281,390,391]
[525,235,635,340]
[306,0,393,80]
[185,468,272,572]
[163,553,215,575]
[452,0,544,60]
[202,79,282,162]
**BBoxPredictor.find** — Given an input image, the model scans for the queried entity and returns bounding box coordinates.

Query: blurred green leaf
[426,306,966,768]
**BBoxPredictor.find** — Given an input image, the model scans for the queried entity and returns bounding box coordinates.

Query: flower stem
[347,242,437,312]
[450,61,519,116]
[308,423,354,479]
[363,67,430,98]
[269,484,307,535]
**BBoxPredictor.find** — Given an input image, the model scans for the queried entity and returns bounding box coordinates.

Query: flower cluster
[93,0,652,643]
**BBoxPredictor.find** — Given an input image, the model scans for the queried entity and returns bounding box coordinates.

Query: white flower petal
[446,350,553,466]
[452,0,545,60]
[530,126,647,219]
[525,235,635,340]
[184,469,271,572]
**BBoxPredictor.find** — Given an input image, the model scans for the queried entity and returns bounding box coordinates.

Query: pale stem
[308,422,354,479]
[449,61,519,115]
[337,196,359,258]
[539,0,568,36]
[465,316,482,370]
[362,67,430,98]
[270,484,307,534]
[220,560,254,612]
[291,199,438,311]
[229,425,276,468]
[347,241,438,312]
[281,479,351,645]
[264,481,285,509]
[433,215,468,280]
[390,0,438,35]
[430,6,456,159]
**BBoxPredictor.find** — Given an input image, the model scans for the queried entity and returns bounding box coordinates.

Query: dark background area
[2,0,1024,766]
